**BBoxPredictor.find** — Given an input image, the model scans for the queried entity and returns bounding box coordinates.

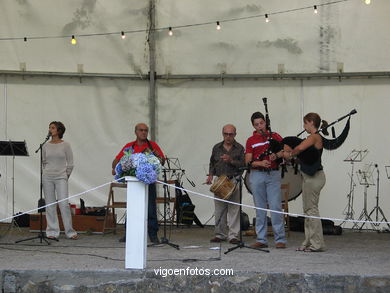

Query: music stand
[0,141,29,234]
[367,164,390,230]
[341,150,368,226]
[354,164,376,230]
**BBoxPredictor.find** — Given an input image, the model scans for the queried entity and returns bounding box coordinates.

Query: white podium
[125,176,149,269]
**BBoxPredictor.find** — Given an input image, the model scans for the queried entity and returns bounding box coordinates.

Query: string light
[314,5,318,14]
[71,35,77,45]
[216,21,221,30]
[0,0,352,43]
[365,0,371,4]
[121,31,126,39]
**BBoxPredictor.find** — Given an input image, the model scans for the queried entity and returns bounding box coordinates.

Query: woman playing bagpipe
[282,109,355,252]
[283,113,328,252]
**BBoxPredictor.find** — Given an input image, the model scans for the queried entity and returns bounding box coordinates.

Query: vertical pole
[148,0,157,141]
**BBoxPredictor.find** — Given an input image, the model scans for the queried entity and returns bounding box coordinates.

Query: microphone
[350,109,357,115]
[45,131,51,141]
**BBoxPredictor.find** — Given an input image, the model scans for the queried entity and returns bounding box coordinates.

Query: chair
[103,182,127,234]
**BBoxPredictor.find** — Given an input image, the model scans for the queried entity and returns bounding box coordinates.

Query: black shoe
[119,235,126,243]
[149,234,160,244]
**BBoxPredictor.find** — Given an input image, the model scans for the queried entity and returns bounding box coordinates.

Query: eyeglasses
[223,132,236,136]
[137,129,148,132]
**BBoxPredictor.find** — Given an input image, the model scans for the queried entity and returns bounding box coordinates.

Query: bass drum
[244,164,302,201]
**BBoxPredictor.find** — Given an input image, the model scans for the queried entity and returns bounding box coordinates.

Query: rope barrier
[156,180,390,226]
[0,177,124,223]
[1,176,389,227]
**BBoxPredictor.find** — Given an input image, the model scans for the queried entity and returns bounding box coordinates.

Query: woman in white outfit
[42,121,78,240]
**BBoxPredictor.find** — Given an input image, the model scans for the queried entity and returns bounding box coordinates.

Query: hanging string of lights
[0,0,370,44]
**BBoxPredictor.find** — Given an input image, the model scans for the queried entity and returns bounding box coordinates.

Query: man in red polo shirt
[245,112,286,249]
[112,123,165,243]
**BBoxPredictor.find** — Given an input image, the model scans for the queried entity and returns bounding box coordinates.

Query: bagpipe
[254,97,283,162]
[283,109,357,166]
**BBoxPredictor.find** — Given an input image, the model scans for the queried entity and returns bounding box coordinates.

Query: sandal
[47,236,59,241]
[296,247,306,251]
[69,234,78,240]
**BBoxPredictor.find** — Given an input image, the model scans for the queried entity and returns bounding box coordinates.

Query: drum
[210,175,236,200]
[244,164,303,201]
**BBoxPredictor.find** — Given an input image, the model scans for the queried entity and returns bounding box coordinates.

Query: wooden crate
[29,213,116,233]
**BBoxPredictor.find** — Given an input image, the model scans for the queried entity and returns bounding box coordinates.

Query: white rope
[156,180,390,226]
[2,177,388,226]
[0,178,124,223]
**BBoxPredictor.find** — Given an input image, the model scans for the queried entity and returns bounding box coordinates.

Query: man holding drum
[206,124,245,245]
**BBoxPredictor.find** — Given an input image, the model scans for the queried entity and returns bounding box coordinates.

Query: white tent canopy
[1,0,389,227]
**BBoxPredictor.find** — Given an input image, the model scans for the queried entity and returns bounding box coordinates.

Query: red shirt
[245,131,283,169]
[115,140,165,161]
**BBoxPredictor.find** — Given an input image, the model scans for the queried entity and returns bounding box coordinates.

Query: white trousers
[42,176,76,238]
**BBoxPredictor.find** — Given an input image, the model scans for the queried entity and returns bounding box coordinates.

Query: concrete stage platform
[1,224,390,292]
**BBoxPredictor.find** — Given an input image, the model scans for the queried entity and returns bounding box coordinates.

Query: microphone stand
[224,169,269,255]
[149,168,179,249]
[16,134,57,244]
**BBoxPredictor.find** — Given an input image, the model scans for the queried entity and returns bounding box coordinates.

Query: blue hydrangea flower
[120,154,133,172]
[113,152,161,184]
[115,163,123,176]
[145,154,162,174]
[136,164,157,184]
[131,153,148,169]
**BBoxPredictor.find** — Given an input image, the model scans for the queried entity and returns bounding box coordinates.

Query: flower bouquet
[114,147,162,184]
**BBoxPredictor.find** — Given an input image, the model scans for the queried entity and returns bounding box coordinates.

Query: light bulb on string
[314,5,318,14]
[265,14,270,23]
[71,35,77,45]
[121,31,126,39]
[168,27,173,36]
[365,0,371,4]
[216,21,221,30]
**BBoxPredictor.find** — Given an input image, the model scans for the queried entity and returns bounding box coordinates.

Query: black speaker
[14,212,30,227]
[241,212,250,231]
[178,203,195,225]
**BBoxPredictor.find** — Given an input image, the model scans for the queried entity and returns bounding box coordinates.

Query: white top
[42,141,74,178]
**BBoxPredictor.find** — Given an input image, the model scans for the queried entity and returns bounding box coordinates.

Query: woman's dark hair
[250,111,266,125]
[49,121,66,139]
[303,113,329,136]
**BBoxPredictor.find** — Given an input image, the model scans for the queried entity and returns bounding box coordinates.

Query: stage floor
[1,224,389,276]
